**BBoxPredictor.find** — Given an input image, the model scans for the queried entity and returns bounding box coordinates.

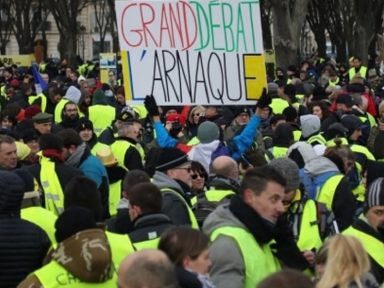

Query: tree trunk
[272,0,310,67]
[58,34,78,67]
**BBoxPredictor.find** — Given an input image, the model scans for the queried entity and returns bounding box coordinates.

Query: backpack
[192,192,234,227]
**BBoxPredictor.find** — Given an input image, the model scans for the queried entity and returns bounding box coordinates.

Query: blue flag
[32,63,48,92]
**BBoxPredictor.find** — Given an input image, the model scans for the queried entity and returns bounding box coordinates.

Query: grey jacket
[202,203,250,288]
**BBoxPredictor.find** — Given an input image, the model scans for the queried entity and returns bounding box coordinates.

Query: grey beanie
[300,114,321,138]
[197,121,220,144]
[268,158,300,191]
[365,177,384,209]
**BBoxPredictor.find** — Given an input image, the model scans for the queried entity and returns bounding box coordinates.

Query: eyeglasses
[174,167,191,173]
[192,113,200,117]
[191,173,205,180]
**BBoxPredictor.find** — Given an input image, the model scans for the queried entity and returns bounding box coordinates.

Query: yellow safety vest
[160,188,199,229]
[54,99,69,123]
[211,226,280,288]
[343,226,384,268]
[90,142,109,156]
[108,180,122,217]
[28,93,47,112]
[133,238,160,251]
[317,174,344,210]
[268,146,288,159]
[326,137,349,147]
[191,189,235,206]
[349,66,367,79]
[350,144,375,161]
[294,200,323,252]
[21,206,57,244]
[88,105,116,136]
[110,140,135,171]
[367,113,377,128]
[131,104,148,119]
[293,130,302,142]
[34,259,117,287]
[328,77,340,87]
[187,136,200,145]
[105,231,135,268]
[40,156,64,216]
[269,98,289,115]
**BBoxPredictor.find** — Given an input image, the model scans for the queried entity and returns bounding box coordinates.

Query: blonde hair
[316,235,370,288]
[188,106,205,124]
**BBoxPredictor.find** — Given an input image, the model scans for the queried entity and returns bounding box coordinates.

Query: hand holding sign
[144,95,160,117]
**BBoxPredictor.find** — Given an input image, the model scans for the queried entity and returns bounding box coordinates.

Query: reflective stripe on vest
[350,144,375,161]
[40,157,64,216]
[349,66,367,79]
[134,237,160,251]
[268,146,288,159]
[105,231,135,268]
[34,259,117,287]
[343,226,384,268]
[28,93,47,112]
[316,175,344,210]
[187,136,200,145]
[21,206,57,244]
[190,189,235,206]
[88,105,116,136]
[211,226,280,288]
[110,140,135,171]
[108,180,121,217]
[54,99,69,123]
[367,113,377,128]
[160,188,199,229]
[328,77,340,87]
[307,134,327,146]
[295,200,323,252]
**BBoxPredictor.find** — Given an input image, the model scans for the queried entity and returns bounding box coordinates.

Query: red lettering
[121,3,143,47]
[140,3,159,47]
[180,1,198,50]
[160,4,174,47]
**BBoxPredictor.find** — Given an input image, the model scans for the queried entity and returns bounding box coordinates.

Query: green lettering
[222,3,235,52]
[241,1,258,52]
[190,1,210,51]
[236,5,247,52]
[208,1,224,51]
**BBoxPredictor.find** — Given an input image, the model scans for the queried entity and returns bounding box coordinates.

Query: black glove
[255,88,271,109]
[144,95,160,117]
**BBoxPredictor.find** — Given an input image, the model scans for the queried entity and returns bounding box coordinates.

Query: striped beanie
[365,177,384,209]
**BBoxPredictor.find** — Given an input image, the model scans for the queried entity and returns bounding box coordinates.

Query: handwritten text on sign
[116,0,266,105]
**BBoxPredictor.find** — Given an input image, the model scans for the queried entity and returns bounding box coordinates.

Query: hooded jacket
[0,171,51,287]
[152,171,192,226]
[304,156,356,231]
[18,229,116,287]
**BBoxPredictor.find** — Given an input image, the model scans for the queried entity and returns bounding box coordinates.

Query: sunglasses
[191,173,205,180]
[193,113,200,117]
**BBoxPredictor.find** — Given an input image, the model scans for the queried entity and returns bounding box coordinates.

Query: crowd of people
[0,55,383,287]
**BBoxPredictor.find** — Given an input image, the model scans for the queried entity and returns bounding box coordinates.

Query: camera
[170,121,183,138]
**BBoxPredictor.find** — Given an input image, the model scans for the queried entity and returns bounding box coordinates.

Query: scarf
[42,149,64,162]
[65,142,86,167]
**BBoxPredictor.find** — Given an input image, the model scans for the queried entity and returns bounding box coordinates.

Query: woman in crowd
[186,106,205,140]
[316,235,378,288]
[158,227,215,288]
[190,161,208,196]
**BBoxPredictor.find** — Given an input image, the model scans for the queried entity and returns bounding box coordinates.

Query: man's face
[365,205,384,232]
[353,59,361,68]
[127,122,143,142]
[349,129,362,141]
[34,122,52,134]
[244,181,285,224]
[167,164,192,187]
[63,104,78,120]
[0,142,17,170]
[235,113,250,126]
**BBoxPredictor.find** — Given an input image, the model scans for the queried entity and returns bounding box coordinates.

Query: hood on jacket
[300,114,320,138]
[304,156,340,176]
[273,123,293,147]
[188,140,220,173]
[0,171,25,215]
[288,141,317,169]
[92,89,108,105]
[52,228,113,283]
[152,170,184,192]
[64,86,81,105]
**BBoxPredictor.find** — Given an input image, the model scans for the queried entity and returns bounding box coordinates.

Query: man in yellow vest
[342,177,384,284]
[268,158,337,265]
[348,56,368,80]
[127,182,174,250]
[203,166,309,288]
[152,147,199,228]
[18,207,117,287]
[88,89,116,136]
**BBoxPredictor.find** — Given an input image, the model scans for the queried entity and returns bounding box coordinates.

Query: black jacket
[129,213,174,244]
[0,171,51,287]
